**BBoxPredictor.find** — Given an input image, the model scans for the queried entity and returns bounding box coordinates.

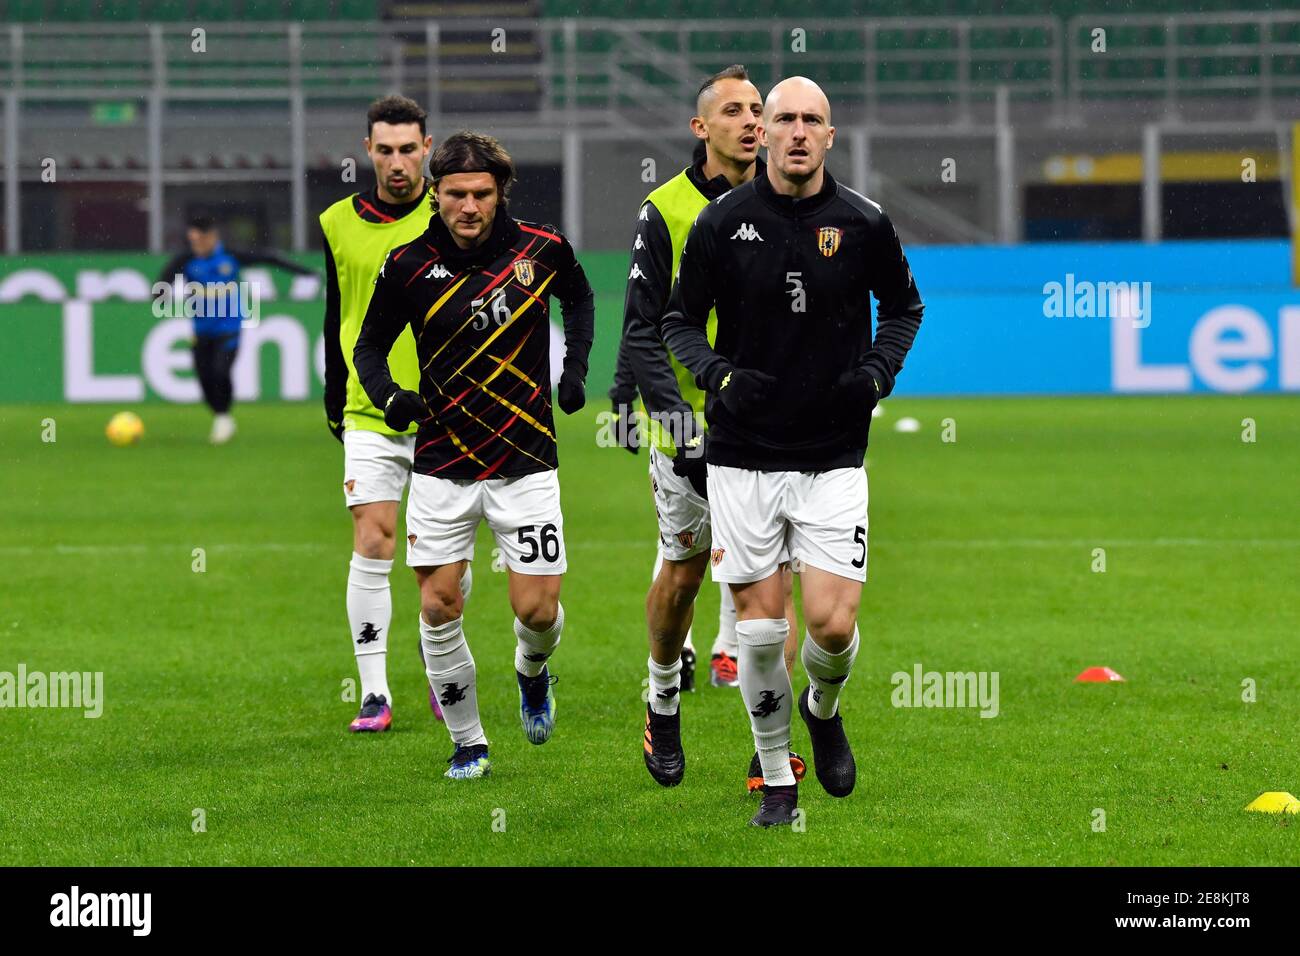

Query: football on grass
[105,411,145,447]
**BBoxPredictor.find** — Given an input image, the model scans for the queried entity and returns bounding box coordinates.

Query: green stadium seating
[242,0,286,20]
[5,0,1296,112]
[11,0,1297,22]
[50,0,94,21]
[7,0,44,21]
[338,0,377,18]
[193,0,234,19]
[98,0,144,20]
[145,0,189,20]
[287,0,332,20]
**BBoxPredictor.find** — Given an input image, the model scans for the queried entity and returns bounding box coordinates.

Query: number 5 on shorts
[851,525,866,569]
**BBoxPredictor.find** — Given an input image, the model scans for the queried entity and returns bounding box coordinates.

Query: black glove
[716,367,776,418]
[611,400,640,454]
[383,389,430,431]
[671,428,708,500]
[558,366,586,415]
[328,418,345,444]
[835,365,881,412]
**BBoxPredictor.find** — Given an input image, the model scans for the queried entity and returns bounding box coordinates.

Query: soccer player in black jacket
[353,131,595,780]
[615,65,804,797]
[661,77,924,827]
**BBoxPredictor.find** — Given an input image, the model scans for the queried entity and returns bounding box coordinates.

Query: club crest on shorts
[407,533,418,546]
[513,258,535,286]
[817,226,843,258]
[344,479,356,494]
[677,531,695,550]
[711,547,725,567]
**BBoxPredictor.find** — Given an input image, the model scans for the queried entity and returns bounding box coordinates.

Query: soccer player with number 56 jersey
[353,131,595,780]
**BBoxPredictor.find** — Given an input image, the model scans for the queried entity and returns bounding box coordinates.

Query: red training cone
[1076,666,1125,682]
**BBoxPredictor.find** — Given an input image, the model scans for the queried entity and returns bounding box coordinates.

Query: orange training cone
[1076,666,1125,683]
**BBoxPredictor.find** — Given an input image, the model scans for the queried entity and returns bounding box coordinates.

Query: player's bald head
[763,76,831,125]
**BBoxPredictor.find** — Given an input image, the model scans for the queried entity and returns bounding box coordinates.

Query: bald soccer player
[661,77,924,827]
[615,64,803,796]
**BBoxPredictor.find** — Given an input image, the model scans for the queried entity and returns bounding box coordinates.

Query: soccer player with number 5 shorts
[661,77,923,826]
[615,64,803,793]
[353,131,595,780]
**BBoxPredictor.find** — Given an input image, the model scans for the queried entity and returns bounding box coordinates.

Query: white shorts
[707,464,868,584]
[650,446,711,561]
[406,469,566,575]
[343,430,415,507]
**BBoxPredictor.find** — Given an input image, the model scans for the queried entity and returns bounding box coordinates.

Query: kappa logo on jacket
[425,264,452,279]
[730,222,764,242]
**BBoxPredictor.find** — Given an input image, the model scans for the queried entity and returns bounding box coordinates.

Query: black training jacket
[660,169,923,472]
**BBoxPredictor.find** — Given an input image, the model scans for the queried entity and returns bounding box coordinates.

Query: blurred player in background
[321,95,474,734]
[662,77,923,826]
[157,215,315,444]
[353,131,594,780]
[617,65,801,792]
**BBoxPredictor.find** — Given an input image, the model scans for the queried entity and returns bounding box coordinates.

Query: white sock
[420,616,486,747]
[647,655,683,716]
[711,582,738,658]
[460,563,473,603]
[737,618,794,786]
[803,627,860,719]
[653,545,694,650]
[514,602,564,677]
[347,552,392,703]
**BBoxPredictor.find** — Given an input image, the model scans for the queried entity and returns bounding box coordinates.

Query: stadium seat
[50,0,94,20]
[193,0,234,20]
[8,0,47,21]
[338,0,378,17]
[287,0,333,20]
[622,0,680,17]
[144,0,189,19]
[98,0,145,20]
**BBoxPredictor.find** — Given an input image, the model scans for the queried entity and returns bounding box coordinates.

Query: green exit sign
[91,102,138,125]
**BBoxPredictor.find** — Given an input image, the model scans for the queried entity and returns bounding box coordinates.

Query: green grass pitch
[1,395,1297,865]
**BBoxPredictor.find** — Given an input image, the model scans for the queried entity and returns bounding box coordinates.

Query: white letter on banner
[63,302,144,401]
[1111,311,1190,392]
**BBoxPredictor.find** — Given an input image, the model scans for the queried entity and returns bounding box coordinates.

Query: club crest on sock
[749,689,784,718]
[440,682,468,706]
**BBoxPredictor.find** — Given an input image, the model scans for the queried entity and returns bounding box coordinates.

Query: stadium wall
[1,240,1297,405]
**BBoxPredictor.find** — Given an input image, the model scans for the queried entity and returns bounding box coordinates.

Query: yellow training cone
[1244,791,1300,814]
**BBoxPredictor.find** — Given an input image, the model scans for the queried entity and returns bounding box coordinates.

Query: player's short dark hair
[427,130,516,210]
[366,94,427,137]
[187,214,216,232]
[697,64,751,103]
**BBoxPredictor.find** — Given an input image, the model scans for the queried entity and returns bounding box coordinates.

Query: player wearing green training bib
[613,65,802,797]
[321,95,471,736]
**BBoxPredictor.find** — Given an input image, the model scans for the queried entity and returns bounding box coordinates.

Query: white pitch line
[0,543,331,556]
[889,538,1300,548]
[1,538,1298,558]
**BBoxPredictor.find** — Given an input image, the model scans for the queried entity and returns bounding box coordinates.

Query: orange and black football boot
[643,703,685,787]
